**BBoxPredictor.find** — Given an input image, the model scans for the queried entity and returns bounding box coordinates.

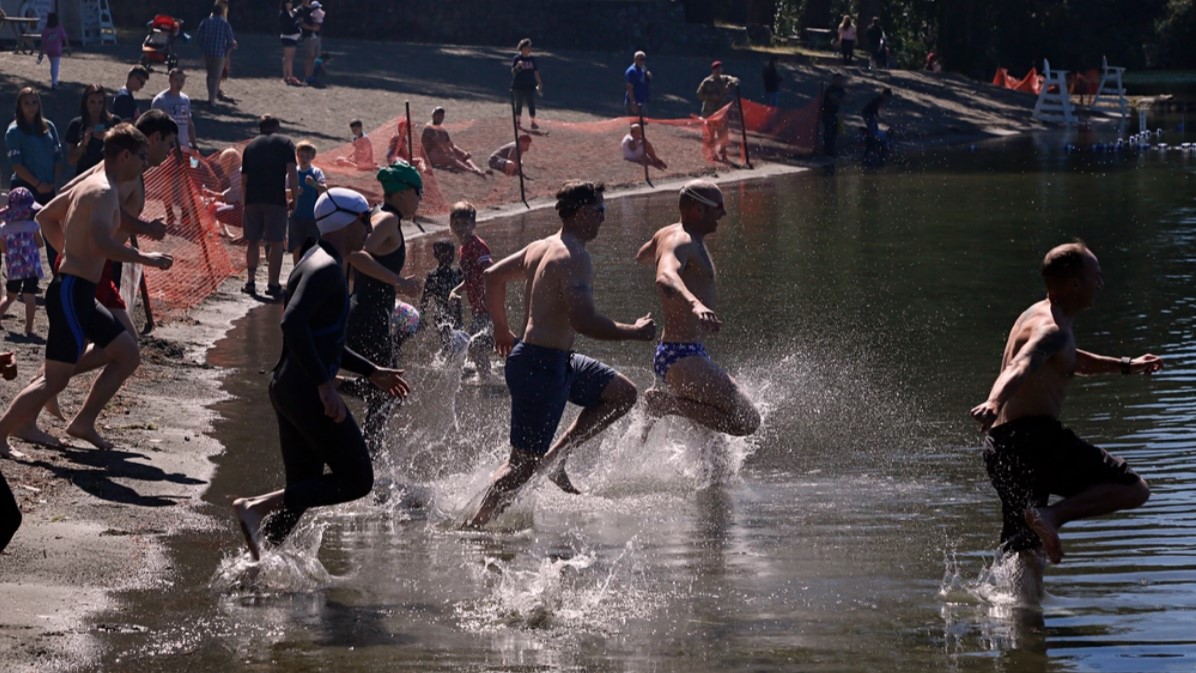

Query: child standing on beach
[289,140,326,259]
[0,188,45,338]
[38,13,70,89]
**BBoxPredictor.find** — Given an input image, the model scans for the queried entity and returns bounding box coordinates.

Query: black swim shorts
[983,416,1141,553]
[504,341,617,455]
[45,275,128,364]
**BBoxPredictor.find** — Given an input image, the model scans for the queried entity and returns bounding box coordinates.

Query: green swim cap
[376,160,423,195]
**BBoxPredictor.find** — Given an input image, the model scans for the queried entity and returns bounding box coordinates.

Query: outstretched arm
[1076,350,1164,375]
[656,243,720,332]
[484,247,529,355]
[971,327,1069,429]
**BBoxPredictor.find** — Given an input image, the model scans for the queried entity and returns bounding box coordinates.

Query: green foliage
[1153,0,1196,67]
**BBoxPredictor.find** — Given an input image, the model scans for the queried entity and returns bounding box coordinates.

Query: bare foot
[232,498,263,561]
[66,423,115,451]
[44,394,65,421]
[1024,507,1063,564]
[0,438,29,460]
[12,423,61,448]
[547,467,581,495]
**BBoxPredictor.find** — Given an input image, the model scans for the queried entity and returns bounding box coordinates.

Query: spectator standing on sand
[151,68,198,151]
[37,13,69,90]
[0,188,45,339]
[65,84,119,177]
[195,2,237,107]
[510,38,543,130]
[866,17,887,69]
[280,0,302,86]
[625,51,651,115]
[241,115,299,298]
[289,140,325,259]
[296,0,321,82]
[6,88,63,271]
[697,61,738,118]
[111,66,149,121]
[837,16,857,65]
[820,73,846,157]
[421,107,487,176]
[762,56,782,107]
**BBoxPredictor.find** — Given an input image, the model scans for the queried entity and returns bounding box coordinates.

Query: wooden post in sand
[510,91,529,209]
[404,101,414,164]
[735,87,753,169]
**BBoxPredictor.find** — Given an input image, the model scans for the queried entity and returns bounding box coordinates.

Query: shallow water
[96,122,1196,672]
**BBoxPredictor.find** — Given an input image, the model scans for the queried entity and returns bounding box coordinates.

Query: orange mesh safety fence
[131,97,820,321]
[136,150,240,319]
[993,67,1043,95]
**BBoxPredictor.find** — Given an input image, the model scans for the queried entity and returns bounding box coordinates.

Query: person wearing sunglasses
[636,179,760,438]
[464,180,655,529]
[344,161,422,456]
[231,186,410,561]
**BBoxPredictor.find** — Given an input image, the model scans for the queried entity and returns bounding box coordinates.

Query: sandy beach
[0,30,1041,672]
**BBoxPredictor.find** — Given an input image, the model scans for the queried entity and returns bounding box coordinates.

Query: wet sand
[0,30,1040,672]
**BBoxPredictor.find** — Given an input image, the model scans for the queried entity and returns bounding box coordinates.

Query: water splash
[210,521,335,595]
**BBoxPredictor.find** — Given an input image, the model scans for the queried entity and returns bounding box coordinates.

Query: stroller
[140,14,188,71]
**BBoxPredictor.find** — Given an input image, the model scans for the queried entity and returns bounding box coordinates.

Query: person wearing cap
[0,188,46,339]
[0,124,174,456]
[635,179,760,438]
[344,161,422,456]
[421,107,487,177]
[241,114,299,297]
[625,51,652,115]
[464,180,655,529]
[231,187,410,561]
[696,61,739,118]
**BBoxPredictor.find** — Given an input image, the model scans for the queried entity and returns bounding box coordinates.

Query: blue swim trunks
[653,342,709,380]
[504,341,618,455]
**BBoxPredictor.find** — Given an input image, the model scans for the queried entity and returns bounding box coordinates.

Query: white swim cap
[314,187,370,235]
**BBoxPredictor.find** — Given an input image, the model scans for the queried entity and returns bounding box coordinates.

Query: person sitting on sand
[971,241,1161,601]
[202,147,243,238]
[231,187,409,561]
[336,119,377,171]
[384,119,427,172]
[489,135,532,176]
[421,107,487,177]
[636,180,759,437]
[621,123,667,170]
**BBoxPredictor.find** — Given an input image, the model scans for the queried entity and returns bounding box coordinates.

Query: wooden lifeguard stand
[1090,55,1128,118]
[1033,59,1076,125]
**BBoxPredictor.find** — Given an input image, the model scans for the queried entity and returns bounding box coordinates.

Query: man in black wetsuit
[345,161,421,456]
[1,351,21,553]
[231,187,410,561]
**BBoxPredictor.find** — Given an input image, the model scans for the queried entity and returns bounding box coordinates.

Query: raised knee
[728,407,761,437]
[606,376,638,414]
[1131,477,1151,508]
[347,470,374,501]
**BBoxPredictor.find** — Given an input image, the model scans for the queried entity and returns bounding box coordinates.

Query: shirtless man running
[30,110,177,434]
[464,180,655,528]
[0,125,173,456]
[971,242,1160,596]
[636,180,759,436]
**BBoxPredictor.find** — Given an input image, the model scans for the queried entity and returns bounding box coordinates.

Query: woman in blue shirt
[6,87,63,269]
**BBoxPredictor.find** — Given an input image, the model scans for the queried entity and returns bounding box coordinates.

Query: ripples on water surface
[98,125,1196,672]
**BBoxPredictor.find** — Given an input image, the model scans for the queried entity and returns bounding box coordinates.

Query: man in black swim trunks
[464,180,655,529]
[971,241,1162,596]
[0,125,174,456]
[231,187,410,561]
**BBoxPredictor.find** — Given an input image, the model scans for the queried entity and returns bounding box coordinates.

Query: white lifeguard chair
[1090,55,1128,118]
[1033,59,1076,125]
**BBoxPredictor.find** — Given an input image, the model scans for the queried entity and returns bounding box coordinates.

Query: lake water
[94,121,1196,672]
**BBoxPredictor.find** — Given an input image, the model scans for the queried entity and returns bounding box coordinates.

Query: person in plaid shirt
[195,2,237,106]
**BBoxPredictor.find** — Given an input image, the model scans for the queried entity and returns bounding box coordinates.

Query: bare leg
[22,294,35,336]
[0,293,14,317]
[67,332,140,450]
[464,448,539,529]
[0,360,74,456]
[245,242,261,288]
[232,490,286,561]
[1012,550,1046,604]
[266,241,285,288]
[649,356,760,437]
[543,374,637,494]
[1024,478,1150,564]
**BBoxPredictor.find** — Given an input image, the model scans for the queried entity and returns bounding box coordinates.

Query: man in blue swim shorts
[464,180,655,528]
[636,179,760,436]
